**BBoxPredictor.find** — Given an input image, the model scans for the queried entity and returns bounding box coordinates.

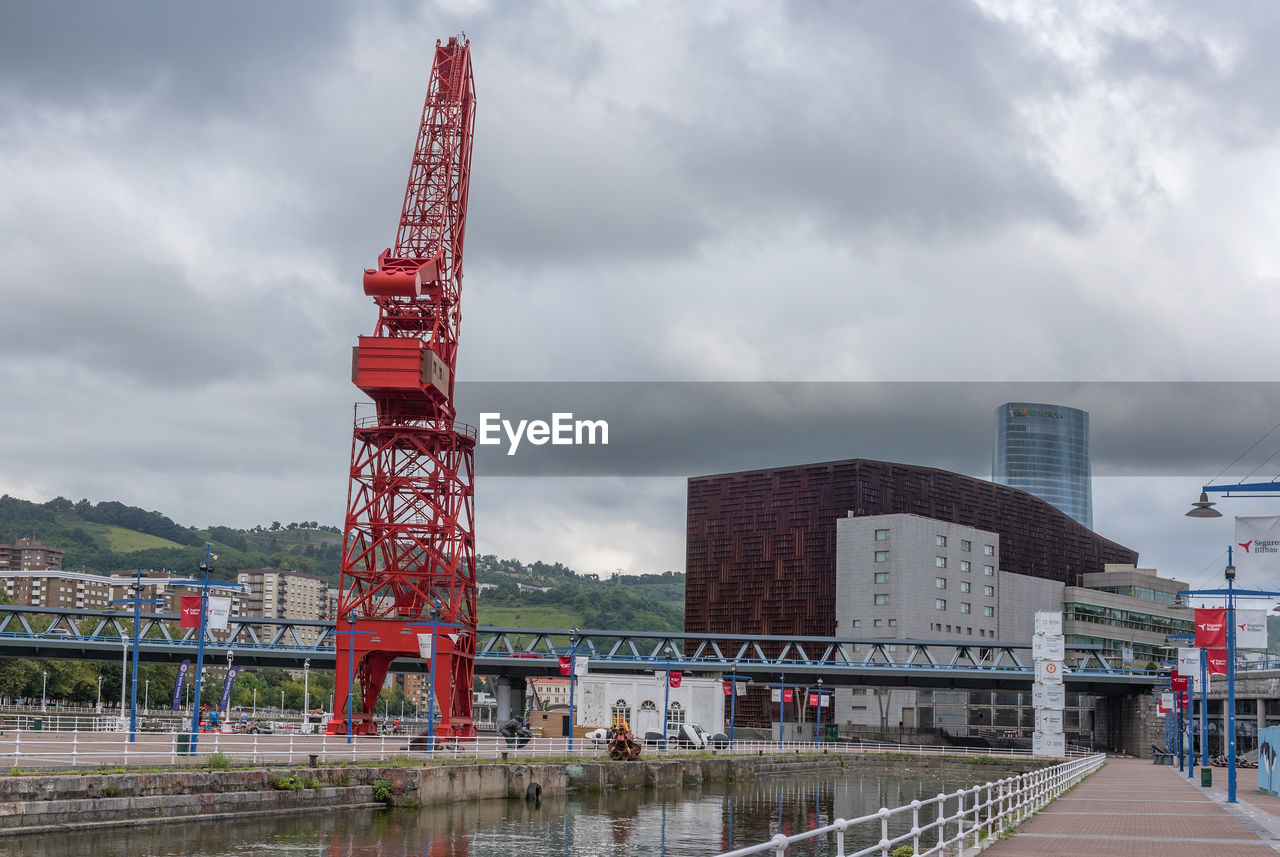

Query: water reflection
[2,766,981,856]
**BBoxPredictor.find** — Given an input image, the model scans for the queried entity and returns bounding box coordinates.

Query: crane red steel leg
[328,36,477,739]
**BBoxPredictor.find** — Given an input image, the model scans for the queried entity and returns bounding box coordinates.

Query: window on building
[888,618,897,627]
[983,606,994,617]
[874,619,883,627]
[960,539,971,551]
[874,594,889,606]
[983,585,994,596]
[960,581,971,593]
[960,602,971,614]
[935,577,946,589]
[875,551,889,562]
[967,627,973,635]
[983,544,994,556]
[960,560,971,572]
[874,572,889,584]
[875,528,890,540]
[640,700,657,712]
[851,619,861,628]
[611,700,632,729]
[936,535,947,547]
[667,701,686,730]
[935,556,947,568]
[936,599,947,610]
[946,624,952,632]
[984,565,994,576]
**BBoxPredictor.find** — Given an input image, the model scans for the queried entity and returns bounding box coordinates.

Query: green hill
[0,494,685,633]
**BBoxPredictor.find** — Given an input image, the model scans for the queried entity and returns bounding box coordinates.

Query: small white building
[574,673,725,737]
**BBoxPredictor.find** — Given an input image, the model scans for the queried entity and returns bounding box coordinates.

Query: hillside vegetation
[0,494,684,632]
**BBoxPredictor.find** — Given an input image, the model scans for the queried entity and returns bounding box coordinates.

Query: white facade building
[574,673,725,737]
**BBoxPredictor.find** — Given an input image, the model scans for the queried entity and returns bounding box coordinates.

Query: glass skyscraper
[993,403,1092,530]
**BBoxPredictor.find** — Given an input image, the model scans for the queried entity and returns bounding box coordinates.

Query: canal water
[5,765,987,856]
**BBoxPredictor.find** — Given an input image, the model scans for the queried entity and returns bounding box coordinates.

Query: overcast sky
[4,1,1280,593]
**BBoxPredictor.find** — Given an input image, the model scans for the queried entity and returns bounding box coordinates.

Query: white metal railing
[715,752,1106,857]
[0,727,1093,769]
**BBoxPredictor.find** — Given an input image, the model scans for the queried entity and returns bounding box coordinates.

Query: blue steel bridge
[0,605,1158,695]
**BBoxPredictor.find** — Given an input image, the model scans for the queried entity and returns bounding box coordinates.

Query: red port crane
[327,36,477,738]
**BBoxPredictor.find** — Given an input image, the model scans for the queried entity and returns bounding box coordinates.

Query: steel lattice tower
[327,37,477,737]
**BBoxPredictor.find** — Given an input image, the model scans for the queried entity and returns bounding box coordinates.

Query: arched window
[611,699,632,729]
[666,700,686,730]
[639,700,657,711]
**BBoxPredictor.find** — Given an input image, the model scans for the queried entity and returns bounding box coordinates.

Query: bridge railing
[0,727,1093,770]
[714,752,1106,857]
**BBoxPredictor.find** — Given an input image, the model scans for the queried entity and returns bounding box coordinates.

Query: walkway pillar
[496,677,513,722]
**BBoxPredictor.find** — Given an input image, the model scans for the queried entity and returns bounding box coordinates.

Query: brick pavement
[982,757,1280,857]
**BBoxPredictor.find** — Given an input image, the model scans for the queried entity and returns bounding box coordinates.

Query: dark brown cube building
[686,458,1137,640]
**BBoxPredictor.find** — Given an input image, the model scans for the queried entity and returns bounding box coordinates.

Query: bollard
[309,754,318,768]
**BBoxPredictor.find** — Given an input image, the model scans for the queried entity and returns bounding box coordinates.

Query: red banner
[1195,608,1227,648]
[669,671,682,688]
[1171,674,1188,692]
[808,693,820,706]
[1207,648,1228,675]
[180,596,202,629]
[783,688,793,703]
[558,656,571,676]
[722,680,732,696]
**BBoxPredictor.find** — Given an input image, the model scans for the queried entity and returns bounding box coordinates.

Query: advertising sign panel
[1035,660,1064,684]
[1034,611,1063,636]
[1032,636,1065,660]
[1033,732,1066,758]
[1032,683,1065,709]
[1037,710,1063,733]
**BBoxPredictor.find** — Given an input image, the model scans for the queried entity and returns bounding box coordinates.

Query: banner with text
[1235,515,1280,577]
[207,597,231,631]
[1237,609,1269,649]
[1195,608,1227,648]
[179,597,201,629]
[171,659,190,710]
[219,665,239,712]
[1208,648,1228,675]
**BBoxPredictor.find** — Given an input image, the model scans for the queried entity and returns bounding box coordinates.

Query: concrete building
[832,512,1189,743]
[574,673,725,737]
[107,572,246,620]
[687,458,1138,726]
[235,568,330,644]
[1,569,112,609]
[994,402,1093,530]
[0,539,64,573]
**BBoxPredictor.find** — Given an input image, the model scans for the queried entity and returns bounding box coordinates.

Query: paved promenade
[984,757,1280,856]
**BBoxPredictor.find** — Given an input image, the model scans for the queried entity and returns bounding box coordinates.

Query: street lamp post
[408,617,457,752]
[41,671,46,713]
[252,688,257,717]
[567,628,581,751]
[110,568,164,741]
[281,689,285,713]
[96,675,102,711]
[144,679,149,714]
[1178,549,1280,803]
[303,658,311,720]
[723,673,750,749]
[119,636,129,726]
[662,644,673,751]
